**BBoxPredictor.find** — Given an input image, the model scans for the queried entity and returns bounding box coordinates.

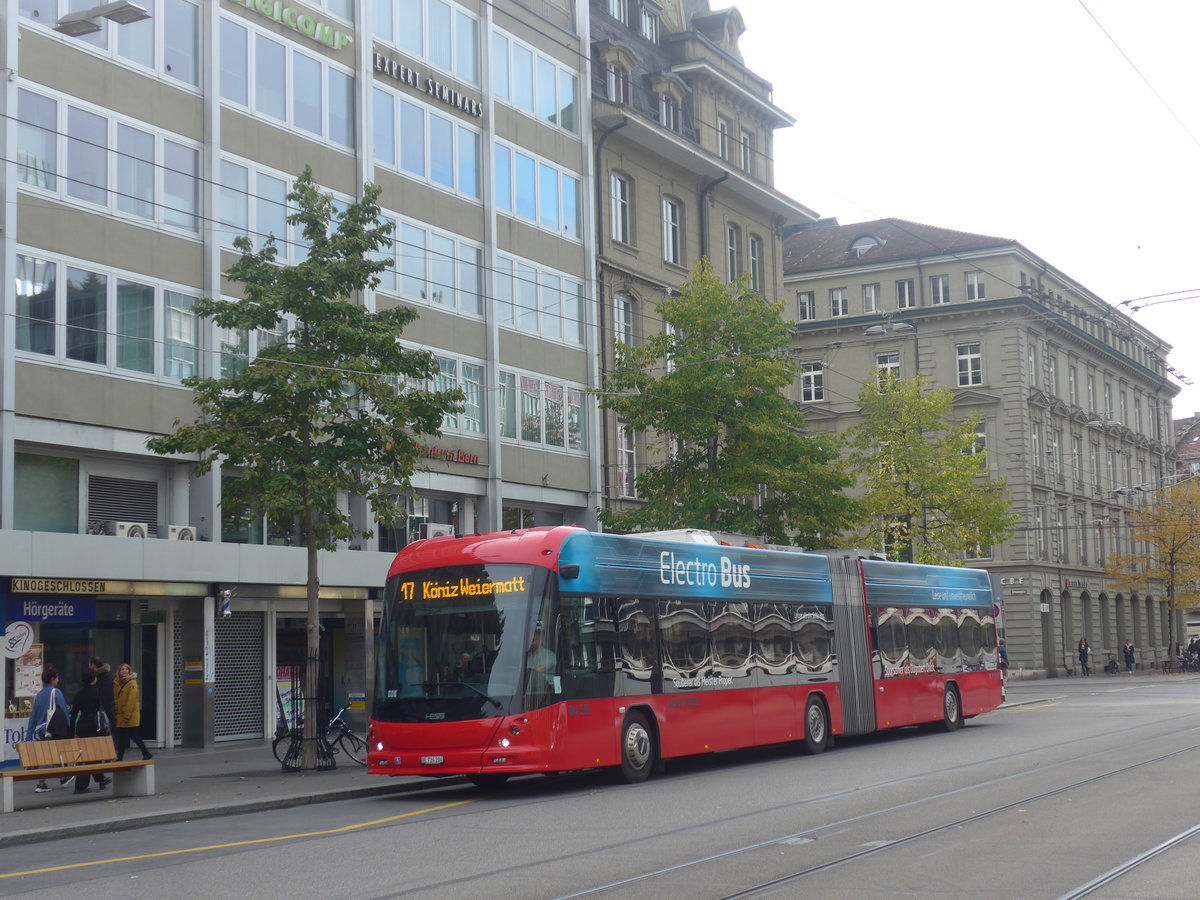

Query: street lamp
[54,1,150,37]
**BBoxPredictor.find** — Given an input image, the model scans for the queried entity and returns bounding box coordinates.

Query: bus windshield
[374,564,540,723]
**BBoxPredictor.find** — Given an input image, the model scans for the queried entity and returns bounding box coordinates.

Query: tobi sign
[659,552,751,589]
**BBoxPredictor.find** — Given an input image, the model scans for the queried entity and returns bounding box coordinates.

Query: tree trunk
[303,506,321,770]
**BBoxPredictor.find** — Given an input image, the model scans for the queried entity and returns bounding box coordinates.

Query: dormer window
[640,7,659,42]
[606,63,630,104]
[659,94,680,132]
[850,235,883,257]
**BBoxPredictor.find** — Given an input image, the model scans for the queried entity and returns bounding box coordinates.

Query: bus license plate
[420,756,444,765]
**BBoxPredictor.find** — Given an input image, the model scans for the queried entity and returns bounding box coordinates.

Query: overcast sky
[734,0,1200,419]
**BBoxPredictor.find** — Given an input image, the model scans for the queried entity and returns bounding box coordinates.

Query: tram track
[545,721,1200,900]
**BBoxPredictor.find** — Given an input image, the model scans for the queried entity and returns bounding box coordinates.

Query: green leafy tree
[1105,477,1200,655]
[598,259,855,545]
[845,374,1017,564]
[148,168,461,765]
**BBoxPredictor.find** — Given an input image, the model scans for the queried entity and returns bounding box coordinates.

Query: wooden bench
[3,736,155,813]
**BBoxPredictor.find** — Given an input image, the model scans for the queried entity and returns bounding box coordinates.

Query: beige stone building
[783,218,1183,677]
[589,0,816,510]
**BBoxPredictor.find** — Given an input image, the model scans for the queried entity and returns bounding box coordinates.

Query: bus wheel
[619,711,655,783]
[468,773,510,789]
[941,686,963,732]
[802,696,829,754]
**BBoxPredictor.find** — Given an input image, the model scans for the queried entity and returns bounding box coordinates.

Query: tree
[844,375,1017,564]
[598,259,855,545]
[148,168,461,767]
[1105,477,1200,656]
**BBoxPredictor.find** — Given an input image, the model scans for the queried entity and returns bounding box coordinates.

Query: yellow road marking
[0,798,479,880]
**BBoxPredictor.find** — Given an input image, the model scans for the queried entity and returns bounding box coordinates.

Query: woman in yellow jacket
[114,663,153,761]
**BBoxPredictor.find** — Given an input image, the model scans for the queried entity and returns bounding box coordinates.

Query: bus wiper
[417,682,502,708]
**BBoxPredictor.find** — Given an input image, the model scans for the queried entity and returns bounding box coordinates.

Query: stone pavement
[0,739,454,849]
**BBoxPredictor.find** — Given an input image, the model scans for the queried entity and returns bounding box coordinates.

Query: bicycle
[272,706,367,765]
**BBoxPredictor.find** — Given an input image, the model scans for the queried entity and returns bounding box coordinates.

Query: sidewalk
[0,740,454,849]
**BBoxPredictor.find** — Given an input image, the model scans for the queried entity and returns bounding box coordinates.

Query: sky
[733,0,1200,419]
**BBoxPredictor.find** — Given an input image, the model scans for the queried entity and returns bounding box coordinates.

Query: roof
[782,218,1018,274]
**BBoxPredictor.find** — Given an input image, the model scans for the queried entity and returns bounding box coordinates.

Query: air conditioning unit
[421,522,455,539]
[104,521,148,538]
[167,525,197,541]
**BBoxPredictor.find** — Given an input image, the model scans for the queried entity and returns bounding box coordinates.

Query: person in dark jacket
[70,670,110,793]
[91,656,116,730]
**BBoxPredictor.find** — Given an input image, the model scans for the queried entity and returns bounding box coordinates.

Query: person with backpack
[26,664,70,794]
[70,669,111,793]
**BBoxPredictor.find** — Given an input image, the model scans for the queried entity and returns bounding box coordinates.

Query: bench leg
[111,764,154,798]
[1,778,12,814]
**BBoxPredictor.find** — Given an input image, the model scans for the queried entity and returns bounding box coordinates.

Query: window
[221,18,356,147]
[23,0,199,87]
[494,143,581,238]
[876,351,900,386]
[797,291,815,321]
[863,283,881,314]
[640,6,659,41]
[749,235,764,292]
[432,356,484,433]
[1049,429,1062,475]
[614,294,634,345]
[739,130,753,173]
[373,89,480,198]
[491,31,579,133]
[13,453,78,533]
[1071,436,1082,483]
[493,255,584,345]
[618,427,638,498]
[931,274,950,305]
[726,224,741,278]
[800,362,824,402]
[1087,374,1096,412]
[378,214,485,317]
[717,118,730,160]
[659,94,681,132]
[896,279,914,309]
[605,63,629,104]
[830,287,848,317]
[607,0,627,23]
[19,90,202,233]
[956,342,982,386]
[966,271,985,301]
[15,252,198,381]
[1047,354,1058,396]
[499,371,587,452]
[662,197,682,265]
[1068,366,1078,405]
[1028,345,1037,386]
[375,0,479,84]
[611,173,631,244]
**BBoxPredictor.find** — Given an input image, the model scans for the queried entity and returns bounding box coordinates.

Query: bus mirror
[559,564,580,579]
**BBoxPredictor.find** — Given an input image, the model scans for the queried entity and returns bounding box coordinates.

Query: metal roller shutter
[214,611,265,741]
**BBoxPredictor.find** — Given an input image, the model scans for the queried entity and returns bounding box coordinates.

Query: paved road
[2,672,1197,899]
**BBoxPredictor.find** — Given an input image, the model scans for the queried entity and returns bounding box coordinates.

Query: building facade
[783,218,1183,677]
[590,0,815,509]
[0,0,600,756]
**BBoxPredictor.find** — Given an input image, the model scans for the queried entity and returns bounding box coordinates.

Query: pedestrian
[91,655,116,731]
[114,662,153,761]
[1123,639,1136,674]
[1078,637,1091,676]
[26,664,71,793]
[998,638,1009,672]
[70,669,111,793]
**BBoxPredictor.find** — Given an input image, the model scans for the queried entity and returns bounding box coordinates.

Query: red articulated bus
[368,526,1002,787]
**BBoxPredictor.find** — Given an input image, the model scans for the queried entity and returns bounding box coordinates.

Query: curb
[0,776,467,849]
